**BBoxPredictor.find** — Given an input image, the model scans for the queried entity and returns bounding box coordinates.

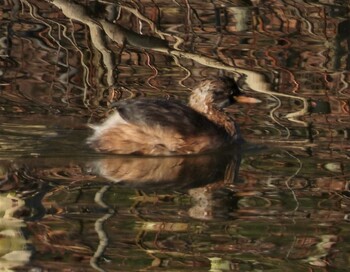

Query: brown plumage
[87,77,258,155]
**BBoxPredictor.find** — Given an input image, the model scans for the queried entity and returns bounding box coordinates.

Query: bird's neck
[189,98,237,137]
[206,106,237,137]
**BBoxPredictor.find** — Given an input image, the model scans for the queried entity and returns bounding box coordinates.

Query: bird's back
[88,98,235,155]
[115,98,228,136]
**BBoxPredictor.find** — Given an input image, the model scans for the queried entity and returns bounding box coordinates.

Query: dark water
[1,0,350,271]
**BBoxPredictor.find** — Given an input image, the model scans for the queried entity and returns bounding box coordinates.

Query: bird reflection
[88,148,241,190]
[88,147,241,220]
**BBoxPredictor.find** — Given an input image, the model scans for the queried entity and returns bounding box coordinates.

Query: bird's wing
[113,98,223,136]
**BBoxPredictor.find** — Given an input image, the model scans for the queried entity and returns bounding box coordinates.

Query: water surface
[1,0,350,271]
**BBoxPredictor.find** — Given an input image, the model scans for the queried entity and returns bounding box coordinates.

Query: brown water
[1,0,350,271]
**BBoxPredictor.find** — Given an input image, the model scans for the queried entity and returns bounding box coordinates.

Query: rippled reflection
[0,144,348,270]
[89,151,240,188]
[1,0,350,271]
[0,194,30,271]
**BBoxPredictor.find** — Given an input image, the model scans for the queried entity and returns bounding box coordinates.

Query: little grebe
[87,77,258,155]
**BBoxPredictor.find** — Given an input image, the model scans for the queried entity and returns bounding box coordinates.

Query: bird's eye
[213,90,224,96]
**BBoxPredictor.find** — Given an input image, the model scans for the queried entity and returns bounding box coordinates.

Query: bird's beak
[235,95,262,104]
